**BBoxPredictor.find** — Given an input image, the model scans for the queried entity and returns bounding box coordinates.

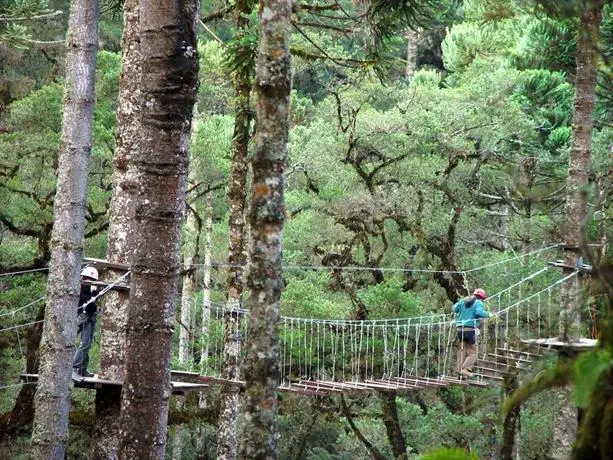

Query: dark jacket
[78,284,98,316]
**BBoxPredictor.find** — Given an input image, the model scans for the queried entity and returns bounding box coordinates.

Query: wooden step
[521,337,597,350]
[479,358,527,370]
[486,353,532,364]
[497,347,542,357]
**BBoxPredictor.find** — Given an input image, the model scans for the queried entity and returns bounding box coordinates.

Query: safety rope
[0,297,45,318]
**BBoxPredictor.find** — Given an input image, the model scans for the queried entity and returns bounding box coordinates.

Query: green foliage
[197,40,234,114]
[420,446,478,460]
[442,21,516,73]
[514,16,576,73]
[0,0,55,47]
[574,350,612,408]
[502,359,573,418]
[410,68,443,87]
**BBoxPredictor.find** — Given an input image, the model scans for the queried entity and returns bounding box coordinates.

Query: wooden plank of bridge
[479,358,526,370]
[496,347,542,357]
[297,381,343,393]
[473,365,506,375]
[486,353,532,364]
[288,382,334,395]
[439,376,488,388]
[394,376,448,388]
[470,371,503,382]
[279,384,326,396]
[311,380,373,393]
[364,379,425,391]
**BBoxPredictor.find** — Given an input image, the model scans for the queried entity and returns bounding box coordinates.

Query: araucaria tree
[29,0,100,457]
[238,0,292,457]
[558,0,604,342]
[117,0,199,457]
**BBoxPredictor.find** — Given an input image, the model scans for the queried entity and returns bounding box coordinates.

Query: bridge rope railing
[194,266,572,390]
[0,245,572,394]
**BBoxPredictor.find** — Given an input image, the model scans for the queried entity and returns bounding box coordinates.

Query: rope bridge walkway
[197,267,588,395]
[1,249,596,396]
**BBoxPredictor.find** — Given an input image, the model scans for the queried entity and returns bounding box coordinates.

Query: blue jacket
[453,296,489,328]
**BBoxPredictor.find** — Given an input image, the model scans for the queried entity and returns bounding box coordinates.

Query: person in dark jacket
[72,267,100,377]
[454,288,489,378]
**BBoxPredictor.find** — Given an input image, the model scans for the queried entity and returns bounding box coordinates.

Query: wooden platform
[548,260,592,273]
[521,337,597,350]
[20,373,208,395]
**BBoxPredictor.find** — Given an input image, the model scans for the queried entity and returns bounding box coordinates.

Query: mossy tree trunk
[91,0,140,456]
[237,0,291,455]
[30,0,99,456]
[217,1,255,458]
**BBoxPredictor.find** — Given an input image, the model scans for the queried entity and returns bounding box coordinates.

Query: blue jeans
[72,313,96,375]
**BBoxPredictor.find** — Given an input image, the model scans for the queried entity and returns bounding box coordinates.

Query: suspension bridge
[1,246,597,397]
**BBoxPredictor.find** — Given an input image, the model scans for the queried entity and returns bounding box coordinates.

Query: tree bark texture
[379,391,408,459]
[238,0,291,456]
[30,0,99,457]
[200,198,213,371]
[117,0,199,457]
[92,0,140,456]
[559,0,602,341]
[217,0,254,458]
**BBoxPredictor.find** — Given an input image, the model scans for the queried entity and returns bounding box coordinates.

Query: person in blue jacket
[454,288,489,378]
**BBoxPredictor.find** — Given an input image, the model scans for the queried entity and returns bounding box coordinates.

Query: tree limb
[340,395,386,460]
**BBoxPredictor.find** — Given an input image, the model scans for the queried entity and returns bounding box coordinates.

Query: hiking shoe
[81,371,94,378]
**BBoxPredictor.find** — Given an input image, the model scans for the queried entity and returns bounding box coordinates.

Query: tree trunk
[174,206,199,460]
[179,208,198,367]
[237,0,291,456]
[553,2,603,458]
[91,0,140,456]
[405,29,418,79]
[499,372,520,460]
[217,1,254,457]
[379,391,408,459]
[117,0,199,457]
[30,0,99,456]
[200,198,213,371]
[559,0,602,342]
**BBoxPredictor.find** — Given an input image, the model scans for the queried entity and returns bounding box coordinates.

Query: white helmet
[81,266,99,280]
